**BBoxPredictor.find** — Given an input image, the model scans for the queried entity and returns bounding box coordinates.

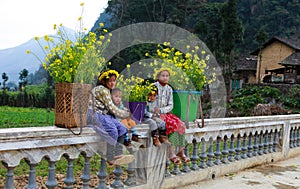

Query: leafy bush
[283,86,300,109]
[228,85,300,116]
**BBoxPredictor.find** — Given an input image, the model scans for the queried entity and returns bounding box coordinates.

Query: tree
[19,69,28,91]
[19,69,29,107]
[255,27,269,84]
[194,3,223,59]
[1,72,9,105]
[2,72,8,90]
[220,0,243,90]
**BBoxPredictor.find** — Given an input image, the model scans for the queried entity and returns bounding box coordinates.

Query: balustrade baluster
[81,156,91,189]
[297,127,300,147]
[252,133,258,156]
[221,136,229,164]
[171,162,182,175]
[111,165,124,188]
[124,161,136,185]
[4,163,15,189]
[263,132,269,154]
[235,135,241,160]
[199,139,208,168]
[258,132,264,155]
[45,160,57,189]
[191,139,199,170]
[290,129,294,148]
[95,158,108,189]
[182,145,191,172]
[293,129,297,147]
[247,134,253,157]
[214,137,221,165]
[25,161,38,189]
[64,158,75,188]
[207,138,215,167]
[241,134,248,159]
[165,159,171,177]
[268,132,273,153]
[273,130,278,152]
[228,135,235,162]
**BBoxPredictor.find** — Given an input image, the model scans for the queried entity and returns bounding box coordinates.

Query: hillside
[0,27,76,83]
[98,0,300,55]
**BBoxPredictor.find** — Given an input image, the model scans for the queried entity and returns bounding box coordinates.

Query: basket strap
[68,87,85,135]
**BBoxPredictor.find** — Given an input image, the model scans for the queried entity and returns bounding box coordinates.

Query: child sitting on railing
[87,70,134,166]
[143,84,170,146]
[111,87,143,146]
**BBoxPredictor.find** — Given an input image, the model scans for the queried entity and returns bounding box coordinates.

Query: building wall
[238,71,256,84]
[256,41,296,82]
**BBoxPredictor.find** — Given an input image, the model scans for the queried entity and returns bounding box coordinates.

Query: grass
[0,106,54,128]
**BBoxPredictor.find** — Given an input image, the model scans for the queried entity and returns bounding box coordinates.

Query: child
[87,69,134,166]
[154,68,190,164]
[111,87,142,146]
[143,84,170,146]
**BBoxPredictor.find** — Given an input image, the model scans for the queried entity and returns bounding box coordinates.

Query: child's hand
[154,108,160,114]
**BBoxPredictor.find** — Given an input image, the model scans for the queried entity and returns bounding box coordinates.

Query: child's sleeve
[94,87,130,118]
[144,103,153,118]
[159,87,174,113]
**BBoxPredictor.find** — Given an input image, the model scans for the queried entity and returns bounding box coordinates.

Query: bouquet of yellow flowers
[27,3,111,84]
[117,74,153,102]
[147,42,215,91]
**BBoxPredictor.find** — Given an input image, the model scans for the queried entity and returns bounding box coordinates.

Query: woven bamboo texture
[55,83,92,128]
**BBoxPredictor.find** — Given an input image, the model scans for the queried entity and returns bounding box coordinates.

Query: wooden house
[249,36,300,84]
[234,56,257,84]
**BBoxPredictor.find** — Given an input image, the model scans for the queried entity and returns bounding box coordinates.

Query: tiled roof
[280,52,300,66]
[235,56,257,71]
[250,36,300,55]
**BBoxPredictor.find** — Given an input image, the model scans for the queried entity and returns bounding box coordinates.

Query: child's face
[105,75,117,89]
[148,93,157,102]
[157,70,170,84]
[111,91,122,106]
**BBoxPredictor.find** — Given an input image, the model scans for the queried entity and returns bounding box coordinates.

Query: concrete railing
[1,114,300,189]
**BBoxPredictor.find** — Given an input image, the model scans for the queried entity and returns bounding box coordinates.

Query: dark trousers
[106,134,126,161]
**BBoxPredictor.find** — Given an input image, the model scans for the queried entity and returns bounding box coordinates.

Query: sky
[0,0,108,50]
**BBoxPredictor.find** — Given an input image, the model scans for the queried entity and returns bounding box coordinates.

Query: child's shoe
[159,135,171,145]
[131,134,143,143]
[124,139,132,147]
[107,155,135,166]
[153,136,161,146]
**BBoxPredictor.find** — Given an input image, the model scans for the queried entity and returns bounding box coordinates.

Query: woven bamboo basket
[55,83,92,128]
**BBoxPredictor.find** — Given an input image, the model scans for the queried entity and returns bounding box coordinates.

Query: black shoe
[124,139,132,147]
[132,134,143,143]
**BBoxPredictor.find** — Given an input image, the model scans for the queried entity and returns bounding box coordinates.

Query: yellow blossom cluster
[27,3,110,84]
[117,75,153,102]
[147,43,215,91]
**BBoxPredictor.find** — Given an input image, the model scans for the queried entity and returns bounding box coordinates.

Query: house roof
[279,52,300,66]
[250,36,300,55]
[235,56,257,71]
